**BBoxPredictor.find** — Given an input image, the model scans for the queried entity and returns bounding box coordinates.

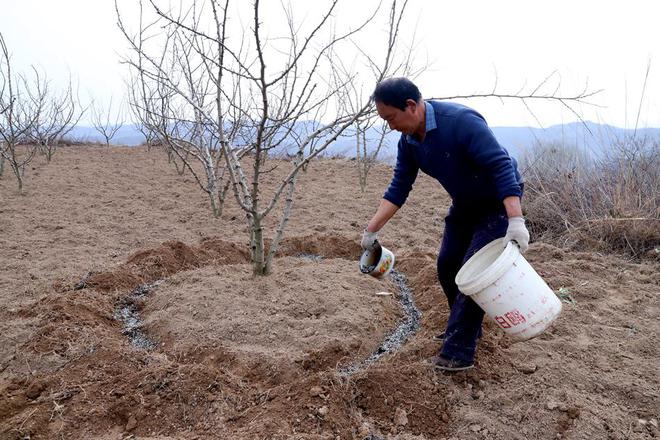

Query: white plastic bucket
[455,238,562,341]
[359,243,395,279]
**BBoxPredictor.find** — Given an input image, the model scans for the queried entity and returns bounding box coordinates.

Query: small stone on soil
[25,382,45,400]
[517,363,537,374]
[567,407,581,419]
[309,386,324,397]
[394,407,408,426]
[358,422,371,437]
[469,424,482,432]
[125,416,138,431]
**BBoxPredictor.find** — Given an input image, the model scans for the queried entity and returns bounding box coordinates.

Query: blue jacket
[383,100,523,210]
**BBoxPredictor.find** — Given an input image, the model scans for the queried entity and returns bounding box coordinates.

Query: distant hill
[69,122,660,164]
[68,125,147,147]
[491,122,660,159]
[322,122,660,163]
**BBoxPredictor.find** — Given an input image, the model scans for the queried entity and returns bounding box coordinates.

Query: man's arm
[362,137,415,249]
[366,199,399,232]
[503,196,523,218]
[503,195,529,252]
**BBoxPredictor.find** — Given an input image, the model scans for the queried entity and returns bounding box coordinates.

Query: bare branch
[633,58,651,139]
[0,32,43,191]
[430,74,603,133]
[90,96,124,146]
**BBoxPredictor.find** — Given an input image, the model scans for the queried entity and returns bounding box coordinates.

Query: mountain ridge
[68,121,660,163]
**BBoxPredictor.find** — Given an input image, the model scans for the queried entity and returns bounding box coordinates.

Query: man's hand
[504,216,530,253]
[361,229,379,250]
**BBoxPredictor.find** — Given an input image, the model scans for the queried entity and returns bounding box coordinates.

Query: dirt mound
[345,365,452,437]
[84,235,354,293]
[127,240,202,270]
[85,239,249,292]
[142,257,401,366]
[198,237,250,263]
[1,243,435,439]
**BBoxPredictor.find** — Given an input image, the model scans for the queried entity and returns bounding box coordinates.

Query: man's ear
[405,99,418,112]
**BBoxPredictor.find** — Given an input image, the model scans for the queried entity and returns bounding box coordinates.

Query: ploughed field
[0,146,658,439]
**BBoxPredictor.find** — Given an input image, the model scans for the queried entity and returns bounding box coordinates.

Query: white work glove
[504,216,530,253]
[361,229,379,251]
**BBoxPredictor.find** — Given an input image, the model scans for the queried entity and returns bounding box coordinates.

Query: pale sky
[1,0,658,128]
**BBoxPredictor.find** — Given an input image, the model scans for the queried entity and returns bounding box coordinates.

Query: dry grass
[57,137,106,147]
[521,136,660,259]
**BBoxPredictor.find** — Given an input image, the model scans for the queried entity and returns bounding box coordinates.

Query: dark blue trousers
[437,204,509,363]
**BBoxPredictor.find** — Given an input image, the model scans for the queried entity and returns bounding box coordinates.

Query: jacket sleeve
[455,110,522,200]
[383,137,419,207]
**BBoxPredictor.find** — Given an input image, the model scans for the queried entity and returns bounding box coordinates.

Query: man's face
[376,99,419,135]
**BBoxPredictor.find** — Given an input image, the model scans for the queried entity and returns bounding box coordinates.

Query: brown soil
[0,146,658,439]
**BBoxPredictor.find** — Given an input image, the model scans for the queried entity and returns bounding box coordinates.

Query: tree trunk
[11,161,23,193]
[357,129,368,192]
[208,190,220,218]
[216,179,231,219]
[251,214,266,276]
[205,158,220,218]
[45,143,54,162]
[173,155,185,175]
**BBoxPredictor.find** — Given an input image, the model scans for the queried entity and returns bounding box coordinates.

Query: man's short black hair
[372,77,422,111]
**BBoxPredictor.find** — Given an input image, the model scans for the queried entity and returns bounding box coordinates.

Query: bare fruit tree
[0,32,40,192]
[128,70,190,175]
[117,0,411,275]
[121,1,240,217]
[126,79,158,151]
[90,97,124,146]
[30,76,83,162]
[356,120,390,192]
[341,74,396,192]
[340,26,421,192]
